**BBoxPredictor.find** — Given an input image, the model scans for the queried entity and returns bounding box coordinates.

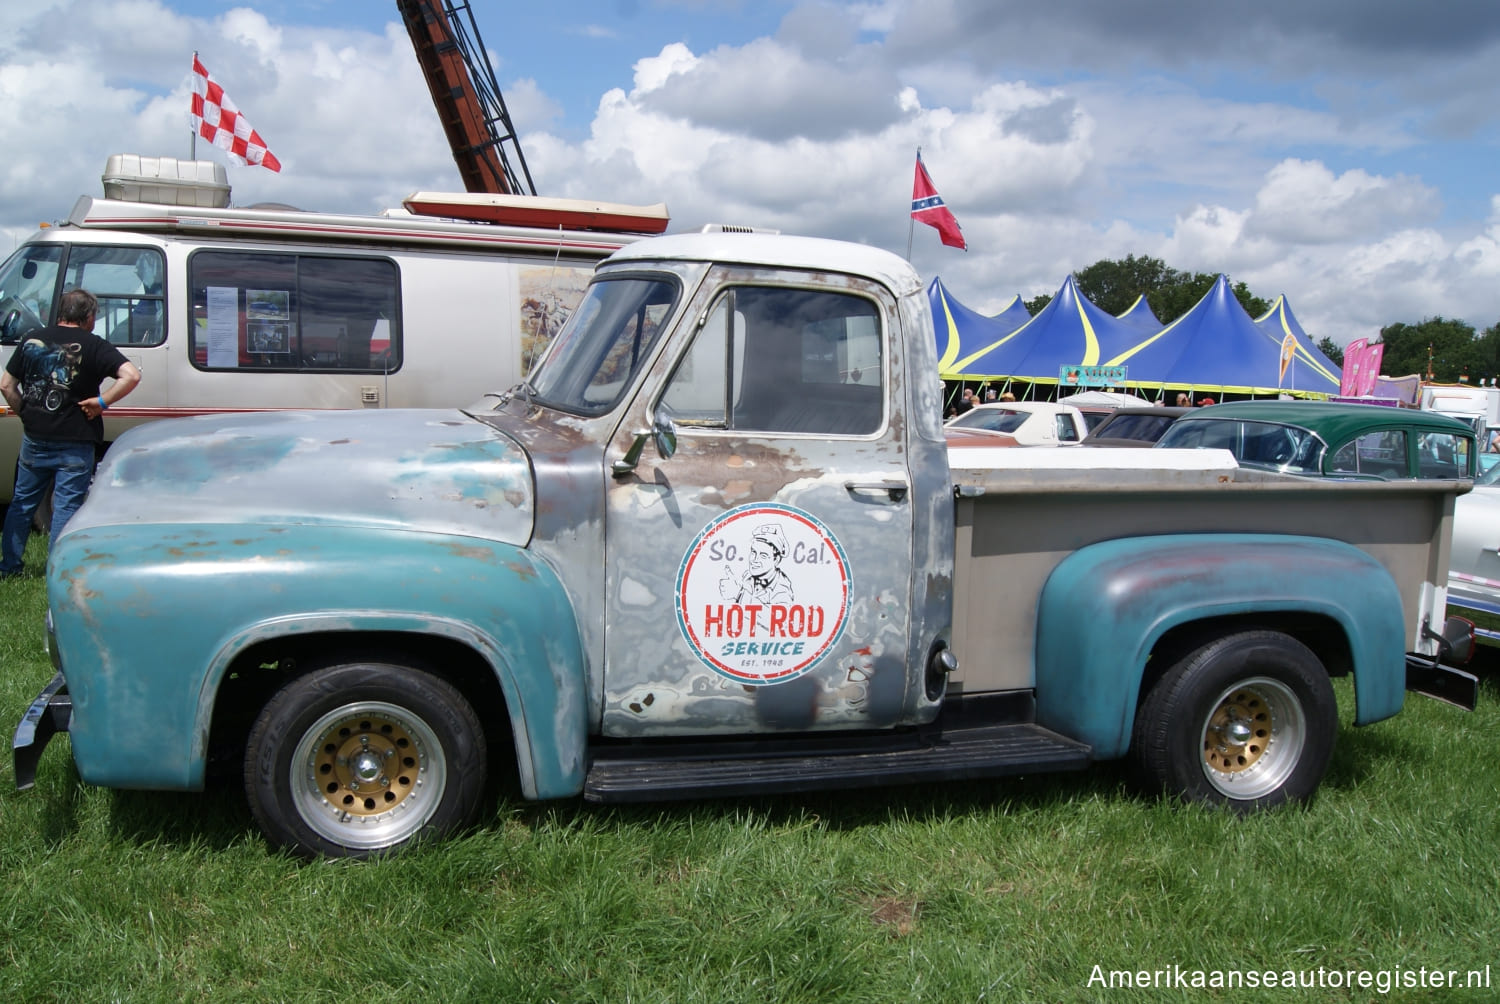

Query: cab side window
[659,285,883,436]
[188,250,400,373]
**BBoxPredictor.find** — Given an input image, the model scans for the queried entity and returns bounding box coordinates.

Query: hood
[67,409,534,546]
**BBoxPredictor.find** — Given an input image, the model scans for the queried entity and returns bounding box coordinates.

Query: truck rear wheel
[1132,630,1336,812]
[245,662,488,858]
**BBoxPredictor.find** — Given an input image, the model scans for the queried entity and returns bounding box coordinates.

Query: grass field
[2,531,1498,1002]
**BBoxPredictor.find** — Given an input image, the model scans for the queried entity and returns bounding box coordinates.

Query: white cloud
[1247,158,1438,243]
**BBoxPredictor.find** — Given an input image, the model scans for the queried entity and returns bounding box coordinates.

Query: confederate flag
[190,54,282,172]
[911,151,965,250]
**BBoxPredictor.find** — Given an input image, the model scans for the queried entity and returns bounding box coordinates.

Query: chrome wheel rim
[1199,676,1305,799]
[291,701,447,850]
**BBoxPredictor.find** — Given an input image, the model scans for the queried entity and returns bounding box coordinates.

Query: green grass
[2,529,1498,1002]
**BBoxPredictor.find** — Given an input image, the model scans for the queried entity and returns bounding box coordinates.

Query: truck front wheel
[245,662,488,858]
[1132,630,1337,812]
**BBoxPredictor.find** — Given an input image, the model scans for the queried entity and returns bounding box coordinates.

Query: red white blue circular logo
[676,503,851,685]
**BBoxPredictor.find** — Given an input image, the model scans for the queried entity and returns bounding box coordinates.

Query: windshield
[1093,413,1175,442]
[528,275,679,416]
[1477,463,1500,487]
[1156,418,1323,474]
[0,244,62,344]
[950,407,1028,433]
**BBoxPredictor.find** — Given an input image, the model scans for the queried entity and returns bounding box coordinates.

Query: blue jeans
[1,435,97,575]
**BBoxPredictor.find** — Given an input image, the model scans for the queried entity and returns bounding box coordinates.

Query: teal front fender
[48,524,587,799]
[1034,534,1407,759]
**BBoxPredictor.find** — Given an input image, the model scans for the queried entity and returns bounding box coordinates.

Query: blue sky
[3,0,1499,346]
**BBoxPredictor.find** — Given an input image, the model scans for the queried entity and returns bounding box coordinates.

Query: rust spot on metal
[504,560,537,580]
[727,455,745,468]
[441,542,498,563]
[328,439,351,445]
[627,693,655,713]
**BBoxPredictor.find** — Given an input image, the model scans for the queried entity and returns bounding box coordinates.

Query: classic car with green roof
[1154,401,1478,480]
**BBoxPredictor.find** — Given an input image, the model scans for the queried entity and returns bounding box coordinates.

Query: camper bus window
[187,250,400,373]
[61,245,167,348]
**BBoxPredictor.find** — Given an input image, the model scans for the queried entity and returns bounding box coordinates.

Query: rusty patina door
[601,269,917,737]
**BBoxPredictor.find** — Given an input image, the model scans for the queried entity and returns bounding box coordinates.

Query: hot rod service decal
[676,503,851,684]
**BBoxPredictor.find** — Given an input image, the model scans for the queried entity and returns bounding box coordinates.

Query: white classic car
[944,402,1089,447]
[1447,462,1500,645]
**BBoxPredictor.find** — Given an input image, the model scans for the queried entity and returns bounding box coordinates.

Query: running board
[583,722,1091,803]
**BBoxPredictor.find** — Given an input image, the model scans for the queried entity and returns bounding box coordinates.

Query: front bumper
[13,671,70,790]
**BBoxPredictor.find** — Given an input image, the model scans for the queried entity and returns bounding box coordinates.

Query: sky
[3,0,1499,347]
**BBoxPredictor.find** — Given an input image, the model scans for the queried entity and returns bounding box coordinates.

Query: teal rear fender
[1033,533,1407,759]
[48,524,588,798]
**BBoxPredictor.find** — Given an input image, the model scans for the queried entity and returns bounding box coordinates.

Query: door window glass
[1417,431,1471,479]
[1328,431,1407,478]
[660,285,883,436]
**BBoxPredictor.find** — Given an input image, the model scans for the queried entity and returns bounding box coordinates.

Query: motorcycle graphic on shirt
[15,337,84,412]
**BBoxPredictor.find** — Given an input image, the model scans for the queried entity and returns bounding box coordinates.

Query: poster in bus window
[247,289,290,356]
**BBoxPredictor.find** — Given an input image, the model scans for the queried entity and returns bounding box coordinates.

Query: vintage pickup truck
[13,231,1479,858]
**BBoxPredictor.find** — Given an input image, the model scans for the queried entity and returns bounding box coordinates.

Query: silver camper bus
[0,154,668,505]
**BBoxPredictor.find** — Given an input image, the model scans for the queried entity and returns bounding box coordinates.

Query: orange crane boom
[397,0,536,196]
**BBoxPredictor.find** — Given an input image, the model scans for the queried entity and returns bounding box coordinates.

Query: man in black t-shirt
[1,288,142,577]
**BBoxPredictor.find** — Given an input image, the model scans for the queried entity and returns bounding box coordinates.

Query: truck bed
[948,449,1465,695]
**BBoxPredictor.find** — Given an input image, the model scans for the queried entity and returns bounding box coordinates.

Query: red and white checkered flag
[190,54,281,172]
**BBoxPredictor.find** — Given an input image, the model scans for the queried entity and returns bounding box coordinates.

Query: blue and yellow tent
[1254,295,1344,393]
[1115,294,1163,335]
[929,277,1029,378]
[940,275,1141,383]
[1102,275,1340,396]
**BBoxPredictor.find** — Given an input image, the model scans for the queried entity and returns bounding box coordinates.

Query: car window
[1328,431,1407,479]
[951,408,1027,433]
[1157,418,1320,473]
[1096,414,1171,442]
[1057,414,1079,442]
[1417,431,1472,479]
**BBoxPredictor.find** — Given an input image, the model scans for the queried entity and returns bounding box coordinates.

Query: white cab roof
[604,232,923,297]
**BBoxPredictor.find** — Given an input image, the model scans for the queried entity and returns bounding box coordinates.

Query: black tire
[245,662,488,859]
[1131,630,1337,813]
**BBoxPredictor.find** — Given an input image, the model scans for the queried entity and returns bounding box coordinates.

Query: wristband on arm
[98,397,108,411]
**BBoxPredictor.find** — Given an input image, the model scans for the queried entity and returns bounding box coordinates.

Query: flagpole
[906,146,919,260]
[190,51,198,160]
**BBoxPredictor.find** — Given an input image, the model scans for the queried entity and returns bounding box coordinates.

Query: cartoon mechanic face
[749,539,777,577]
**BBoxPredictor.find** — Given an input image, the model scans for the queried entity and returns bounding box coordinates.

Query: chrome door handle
[844,480,908,502]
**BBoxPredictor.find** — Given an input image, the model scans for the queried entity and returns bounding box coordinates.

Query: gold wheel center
[1204,689,1272,774]
[313,717,422,817]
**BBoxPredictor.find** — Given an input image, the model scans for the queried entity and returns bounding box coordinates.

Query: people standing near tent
[1176,393,1191,406]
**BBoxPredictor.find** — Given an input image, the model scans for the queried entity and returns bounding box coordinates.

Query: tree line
[1027,255,1500,384]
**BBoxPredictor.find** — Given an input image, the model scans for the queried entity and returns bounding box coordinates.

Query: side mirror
[612,414,678,476]
[653,414,677,461]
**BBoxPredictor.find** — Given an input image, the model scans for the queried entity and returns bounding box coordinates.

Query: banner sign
[1059,364,1128,388]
